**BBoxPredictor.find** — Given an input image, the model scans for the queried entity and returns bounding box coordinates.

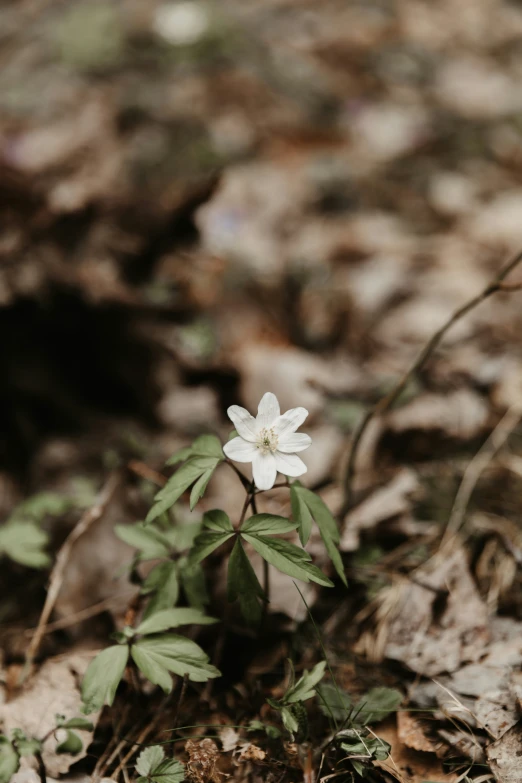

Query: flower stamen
[256,427,278,455]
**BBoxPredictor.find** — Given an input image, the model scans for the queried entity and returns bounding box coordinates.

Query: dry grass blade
[24,471,121,676]
[440,403,522,550]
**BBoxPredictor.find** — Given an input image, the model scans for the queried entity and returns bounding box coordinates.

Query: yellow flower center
[256,427,278,454]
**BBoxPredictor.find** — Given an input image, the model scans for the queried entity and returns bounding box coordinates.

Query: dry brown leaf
[0,654,97,778]
[386,389,489,441]
[384,548,489,676]
[340,468,421,552]
[487,720,522,783]
[375,719,459,782]
[397,711,439,753]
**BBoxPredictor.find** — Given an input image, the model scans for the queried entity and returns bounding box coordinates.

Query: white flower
[223,392,311,490]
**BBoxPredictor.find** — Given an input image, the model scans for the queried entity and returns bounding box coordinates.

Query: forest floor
[2,1,522,781]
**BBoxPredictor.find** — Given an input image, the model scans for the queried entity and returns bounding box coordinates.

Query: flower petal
[277,432,312,453]
[227,405,258,442]
[223,437,257,463]
[273,407,308,437]
[252,452,277,490]
[256,392,280,429]
[274,452,307,478]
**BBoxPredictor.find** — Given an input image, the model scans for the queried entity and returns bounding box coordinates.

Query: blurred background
[2,0,522,528]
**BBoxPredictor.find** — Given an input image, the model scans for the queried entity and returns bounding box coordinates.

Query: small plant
[0,715,93,783]
[81,608,220,713]
[318,682,402,777]
[80,393,347,713]
[0,489,93,569]
[267,660,326,740]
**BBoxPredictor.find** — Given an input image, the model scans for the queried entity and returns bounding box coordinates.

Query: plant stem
[340,247,522,519]
[35,752,47,783]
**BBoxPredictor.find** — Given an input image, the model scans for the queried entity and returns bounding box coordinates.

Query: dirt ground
[2,1,522,781]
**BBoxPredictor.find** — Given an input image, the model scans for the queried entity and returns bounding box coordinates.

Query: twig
[172,674,189,730]
[127,460,167,487]
[440,403,522,549]
[340,247,522,518]
[34,752,47,783]
[22,592,130,637]
[23,472,121,677]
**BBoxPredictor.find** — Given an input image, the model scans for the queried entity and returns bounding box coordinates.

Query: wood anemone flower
[223,392,312,490]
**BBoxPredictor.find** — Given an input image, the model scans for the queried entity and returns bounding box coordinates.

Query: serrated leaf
[227,538,265,626]
[190,435,224,459]
[141,562,179,620]
[131,634,221,689]
[285,661,326,704]
[241,534,333,587]
[188,511,235,565]
[291,485,347,586]
[317,683,352,722]
[354,687,402,725]
[115,523,170,560]
[135,746,185,783]
[56,730,83,755]
[0,521,50,569]
[81,645,129,714]
[146,458,220,524]
[241,514,297,535]
[202,509,234,533]
[166,446,194,466]
[136,745,165,776]
[290,486,314,546]
[179,559,208,609]
[0,737,19,783]
[56,716,94,731]
[189,469,213,511]
[135,608,217,636]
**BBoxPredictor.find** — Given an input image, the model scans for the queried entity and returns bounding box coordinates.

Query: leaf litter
[3,0,522,781]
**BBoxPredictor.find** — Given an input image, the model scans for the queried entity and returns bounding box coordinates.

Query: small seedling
[267,660,326,740]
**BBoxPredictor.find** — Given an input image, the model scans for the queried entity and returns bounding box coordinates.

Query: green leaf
[285,661,326,704]
[141,562,179,620]
[10,492,73,522]
[179,559,208,609]
[338,728,391,762]
[317,683,352,722]
[131,634,221,689]
[241,514,297,535]
[241,534,333,587]
[81,645,129,714]
[56,731,83,755]
[115,523,170,560]
[11,730,42,757]
[135,745,185,783]
[56,716,94,731]
[136,746,165,776]
[146,458,221,524]
[291,485,347,586]
[227,538,265,626]
[246,720,281,739]
[166,446,194,466]
[188,510,234,565]
[354,687,402,725]
[0,521,50,568]
[189,469,214,511]
[0,737,19,783]
[167,435,224,465]
[135,608,218,636]
[290,486,314,546]
[280,706,299,735]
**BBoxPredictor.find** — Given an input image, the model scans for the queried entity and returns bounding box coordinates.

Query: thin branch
[440,403,522,549]
[23,472,121,677]
[340,248,522,518]
[127,460,167,487]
